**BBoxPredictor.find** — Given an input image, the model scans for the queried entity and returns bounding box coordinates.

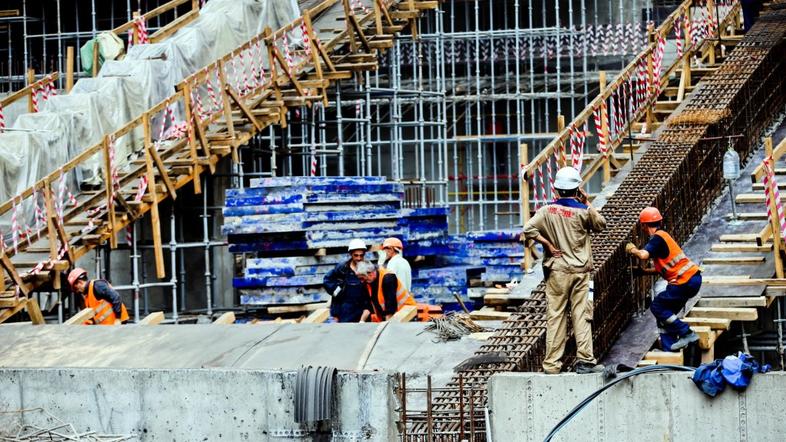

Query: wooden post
[263,28,288,129]
[373,0,383,35]
[102,136,118,249]
[520,143,532,272]
[26,298,45,324]
[66,46,75,93]
[92,39,99,77]
[303,11,329,106]
[556,115,566,167]
[342,0,359,53]
[143,113,166,279]
[132,11,141,46]
[645,24,655,134]
[43,184,59,260]
[765,137,785,279]
[181,85,203,194]
[598,71,611,185]
[216,60,236,141]
[26,69,35,113]
[707,0,716,65]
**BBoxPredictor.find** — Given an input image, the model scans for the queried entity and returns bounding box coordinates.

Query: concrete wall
[488,371,786,442]
[0,368,398,441]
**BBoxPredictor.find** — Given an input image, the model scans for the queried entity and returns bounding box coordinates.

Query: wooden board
[701,256,766,265]
[644,350,683,365]
[696,297,768,308]
[688,307,758,321]
[683,317,732,330]
[391,305,418,322]
[267,302,328,314]
[469,309,512,321]
[139,311,165,325]
[64,308,95,325]
[301,308,330,324]
[703,278,786,286]
[25,298,45,325]
[212,311,236,324]
[710,243,772,253]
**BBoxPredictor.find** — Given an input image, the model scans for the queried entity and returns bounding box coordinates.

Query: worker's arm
[579,189,607,232]
[91,280,123,317]
[626,243,650,261]
[381,273,400,317]
[522,209,563,257]
[322,263,344,297]
[359,309,371,323]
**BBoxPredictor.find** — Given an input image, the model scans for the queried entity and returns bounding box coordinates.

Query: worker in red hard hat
[380,237,411,292]
[626,207,701,351]
[522,166,606,374]
[67,268,129,325]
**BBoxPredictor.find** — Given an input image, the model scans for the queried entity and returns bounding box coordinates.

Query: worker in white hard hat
[322,239,373,322]
[522,166,606,374]
[380,237,412,292]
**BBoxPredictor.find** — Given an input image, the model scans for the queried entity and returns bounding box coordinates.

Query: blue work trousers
[650,273,702,337]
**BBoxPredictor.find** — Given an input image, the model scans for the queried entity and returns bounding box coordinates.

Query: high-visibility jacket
[368,269,416,322]
[83,280,129,325]
[652,231,699,285]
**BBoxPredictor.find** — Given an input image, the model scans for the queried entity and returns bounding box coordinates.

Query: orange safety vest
[368,268,416,322]
[652,231,699,285]
[83,280,129,325]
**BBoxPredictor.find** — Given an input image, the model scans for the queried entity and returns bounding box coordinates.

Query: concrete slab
[488,371,786,442]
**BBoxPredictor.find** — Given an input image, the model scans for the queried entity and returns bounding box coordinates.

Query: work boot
[669,331,699,351]
[574,361,605,374]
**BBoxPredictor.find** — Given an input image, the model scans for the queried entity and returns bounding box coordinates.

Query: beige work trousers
[542,270,596,373]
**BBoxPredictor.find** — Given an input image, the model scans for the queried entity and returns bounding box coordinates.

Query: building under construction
[1,0,786,440]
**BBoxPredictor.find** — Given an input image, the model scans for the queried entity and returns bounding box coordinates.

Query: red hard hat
[639,207,663,224]
[67,268,88,291]
[382,237,404,250]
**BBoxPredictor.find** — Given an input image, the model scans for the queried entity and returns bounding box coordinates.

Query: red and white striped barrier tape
[763,157,786,237]
[0,101,5,132]
[674,15,684,59]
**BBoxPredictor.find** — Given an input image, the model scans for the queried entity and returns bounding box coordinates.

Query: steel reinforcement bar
[405,1,786,440]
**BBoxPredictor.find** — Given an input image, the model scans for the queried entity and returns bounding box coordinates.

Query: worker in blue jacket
[323,239,372,322]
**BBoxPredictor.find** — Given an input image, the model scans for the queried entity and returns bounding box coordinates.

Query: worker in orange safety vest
[354,261,415,322]
[67,268,129,325]
[626,207,701,351]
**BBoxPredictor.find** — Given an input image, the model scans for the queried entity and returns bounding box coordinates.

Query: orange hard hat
[67,268,88,291]
[639,207,663,224]
[382,237,404,250]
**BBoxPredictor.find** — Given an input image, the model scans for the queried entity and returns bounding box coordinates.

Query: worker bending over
[523,167,606,374]
[323,239,372,322]
[626,207,700,351]
[355,261,415,322]
[380,237,412,292]
[67,268,129,325]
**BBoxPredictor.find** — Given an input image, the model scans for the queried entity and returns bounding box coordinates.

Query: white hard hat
[554,166,582,190]
[347,239,367,252]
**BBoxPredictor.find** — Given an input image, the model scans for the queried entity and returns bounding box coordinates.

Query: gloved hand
[625,242,637,254]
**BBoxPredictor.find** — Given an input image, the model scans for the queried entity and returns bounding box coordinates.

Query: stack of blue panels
[464,231,525,283]
[223,176,451,306]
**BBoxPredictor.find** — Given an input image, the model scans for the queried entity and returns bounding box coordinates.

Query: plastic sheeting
[0,0,301,234]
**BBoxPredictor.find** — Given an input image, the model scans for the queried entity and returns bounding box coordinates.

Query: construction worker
[522,167,606,374]
[626,207,701,351]
[67,268,129,325]
[380,237,412,292]
[355,260,416,322]
[323,239,372,322]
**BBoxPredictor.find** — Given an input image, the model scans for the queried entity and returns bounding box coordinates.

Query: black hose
[543,365,695,442]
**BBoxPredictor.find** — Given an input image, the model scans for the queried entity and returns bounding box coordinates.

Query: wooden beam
[643,350,683,365]
[25,298,45,325]
[709,243,772,253]
[0,298,27,324]
[148,144,177,200]
[0,250,30,295]
[181,84,204,193]
[696,297,768,308]
[143,116,166,279]
[66,46,75,93]
[138,311,165,325]
[469,309,511,321]
[302,308,330,323]
[64,308,95,325]
[688,307,758,321]
[683,317,732,330]
[702,278,786,286]
[719,233,761,243]
[701,256,765,265]
[391,305,417,322]
[267,302,328,315]
[102,136,118,249]
[149,9,199,43]
[226,85,263,131]
[213,311,236,324]
[689,325,716,350]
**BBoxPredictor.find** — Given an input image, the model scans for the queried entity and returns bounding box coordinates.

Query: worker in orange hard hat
[626,207,701,351]
[67,268,129,325]
[380,237,411,292]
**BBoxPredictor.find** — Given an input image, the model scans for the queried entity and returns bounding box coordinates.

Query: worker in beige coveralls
[523,167,606,374]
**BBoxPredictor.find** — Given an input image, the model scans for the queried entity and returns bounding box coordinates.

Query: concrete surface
[0,368,397,441]
[488,371,786,442]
